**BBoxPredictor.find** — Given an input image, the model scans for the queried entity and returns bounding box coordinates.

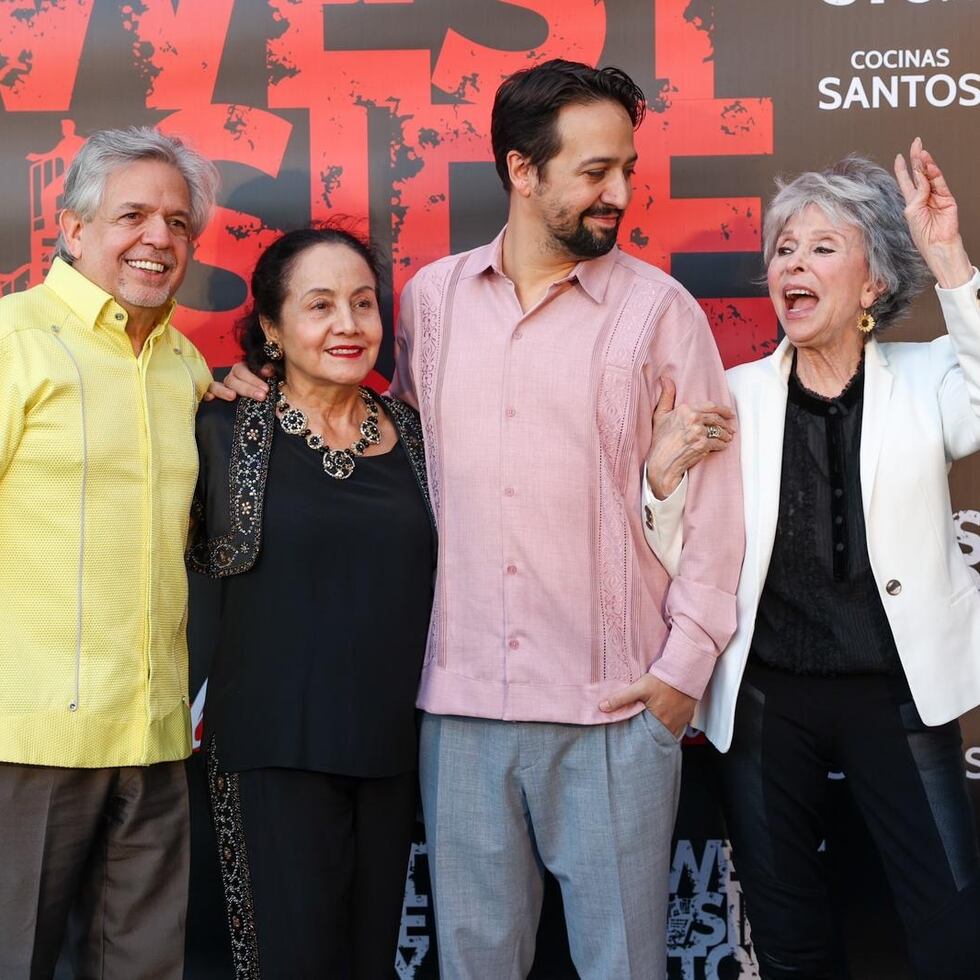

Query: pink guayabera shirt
[391,229,744,725]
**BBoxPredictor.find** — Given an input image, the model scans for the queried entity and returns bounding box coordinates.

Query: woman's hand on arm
[895,138,974,290]
[645,376,736,500]
[204,362,274,402]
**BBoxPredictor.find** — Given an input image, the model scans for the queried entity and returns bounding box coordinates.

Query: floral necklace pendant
[275,384,381,480]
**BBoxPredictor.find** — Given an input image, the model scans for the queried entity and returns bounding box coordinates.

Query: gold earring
[857,309,876,334]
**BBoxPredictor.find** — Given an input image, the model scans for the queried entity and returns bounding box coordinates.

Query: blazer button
[885,579,902,596]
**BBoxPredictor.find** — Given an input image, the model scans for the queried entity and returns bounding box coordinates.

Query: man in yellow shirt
[0,127,216,978]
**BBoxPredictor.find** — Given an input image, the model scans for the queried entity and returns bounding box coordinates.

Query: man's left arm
[183,342,214,402]
[600,295,744,733]
[0,336,26,480]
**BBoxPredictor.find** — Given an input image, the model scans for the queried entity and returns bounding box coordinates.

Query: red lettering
[0,0,93,111]
[120,0,235,108]
[432,0,606,102]
[158,106,293,364]
[700,298,778,370]
[621,0,773,293]
[268,2,434,231]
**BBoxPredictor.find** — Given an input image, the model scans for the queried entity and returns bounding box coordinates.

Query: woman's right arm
[642,376,736,577]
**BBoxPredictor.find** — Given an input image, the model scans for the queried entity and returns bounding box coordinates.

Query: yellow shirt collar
[44,257,177,334]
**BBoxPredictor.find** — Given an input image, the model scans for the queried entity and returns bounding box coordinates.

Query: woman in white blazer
[621,142,980,978]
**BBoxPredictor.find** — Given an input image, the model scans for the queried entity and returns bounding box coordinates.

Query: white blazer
[644,271,980,751]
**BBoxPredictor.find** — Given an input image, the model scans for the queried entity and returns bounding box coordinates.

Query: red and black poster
[2,1,978,976]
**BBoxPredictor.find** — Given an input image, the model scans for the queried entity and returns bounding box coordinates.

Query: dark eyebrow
[578,154,639,169]
[299,285,376,300]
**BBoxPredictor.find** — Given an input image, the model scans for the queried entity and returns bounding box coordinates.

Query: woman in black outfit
[189,227,434,978]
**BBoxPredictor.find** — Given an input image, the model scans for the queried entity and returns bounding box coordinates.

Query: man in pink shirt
[220,58,743,979]
[391,60,744,978]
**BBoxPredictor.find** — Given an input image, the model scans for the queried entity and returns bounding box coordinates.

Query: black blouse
[751,354,902,676]
[192,397,435,777]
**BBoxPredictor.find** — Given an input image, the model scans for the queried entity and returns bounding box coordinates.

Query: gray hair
[55,126,219,262]
[762,155,929,332]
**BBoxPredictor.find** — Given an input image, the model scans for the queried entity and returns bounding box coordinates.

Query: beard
[545,205,622,259]
[118,281,175,310]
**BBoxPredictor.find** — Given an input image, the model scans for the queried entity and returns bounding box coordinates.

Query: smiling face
[60,159,192,319]
[767,203,883,352]
[263,242,382,392]
[529,99,637,259]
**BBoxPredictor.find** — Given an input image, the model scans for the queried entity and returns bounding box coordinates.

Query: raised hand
[894,138,973,289]
[644,376,736,500]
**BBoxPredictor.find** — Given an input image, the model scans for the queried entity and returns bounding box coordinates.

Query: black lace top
[751,354,902,675]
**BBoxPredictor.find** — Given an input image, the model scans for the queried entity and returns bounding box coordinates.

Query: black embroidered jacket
[187,387,433,577]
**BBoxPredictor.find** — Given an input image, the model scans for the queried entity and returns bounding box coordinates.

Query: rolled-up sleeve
[646,296,745,699]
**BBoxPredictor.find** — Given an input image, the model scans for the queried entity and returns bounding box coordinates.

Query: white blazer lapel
[859,339,894,521]
[750,339,794,593]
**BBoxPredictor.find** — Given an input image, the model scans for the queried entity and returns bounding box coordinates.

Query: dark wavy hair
[236,223,382,380]
[491,58,646,193]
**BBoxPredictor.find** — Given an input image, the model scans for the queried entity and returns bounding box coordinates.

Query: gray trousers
[0,761,189,980]
[420,711,682,980]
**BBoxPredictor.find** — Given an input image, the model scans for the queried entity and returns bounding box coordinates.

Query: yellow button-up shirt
[0,259,211,767]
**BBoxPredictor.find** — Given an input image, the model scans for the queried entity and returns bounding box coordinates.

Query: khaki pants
[0,760,189,980]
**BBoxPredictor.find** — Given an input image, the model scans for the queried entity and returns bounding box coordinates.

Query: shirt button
[506,564,518,575]
[506,408,516,418]
[834,516,843,526]
[514,330,524,340]
[508,639,520,650]
[828,405,838,416]
[114,312,125,321]
[504,487,515,497]
[833,488,843,499]
[885,579,902,596]
[835,542,845,553]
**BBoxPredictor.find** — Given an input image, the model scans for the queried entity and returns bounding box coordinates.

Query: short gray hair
[55,126,219,262]
[762,155,929,332]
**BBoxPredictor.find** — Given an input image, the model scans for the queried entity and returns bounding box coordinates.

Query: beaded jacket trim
[187,390,432,578]
[206,741,261,979]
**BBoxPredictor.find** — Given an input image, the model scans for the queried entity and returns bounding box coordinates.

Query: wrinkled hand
[599,674,696,739]
[645,377,736,500]
[894,138,973,289]
[204,361,274,402]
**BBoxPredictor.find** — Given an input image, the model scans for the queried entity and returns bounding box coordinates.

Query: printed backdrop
[2,0,977,977]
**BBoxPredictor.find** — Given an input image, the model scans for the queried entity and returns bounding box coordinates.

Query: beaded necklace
[275,383,381,480]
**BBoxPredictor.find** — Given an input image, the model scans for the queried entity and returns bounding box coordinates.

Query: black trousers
[722,660,980,980]
[207,746,417,979]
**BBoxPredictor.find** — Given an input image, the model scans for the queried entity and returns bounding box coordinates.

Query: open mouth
[784,287,818,313]
[126,258,168,274]
[326,346,363,358]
